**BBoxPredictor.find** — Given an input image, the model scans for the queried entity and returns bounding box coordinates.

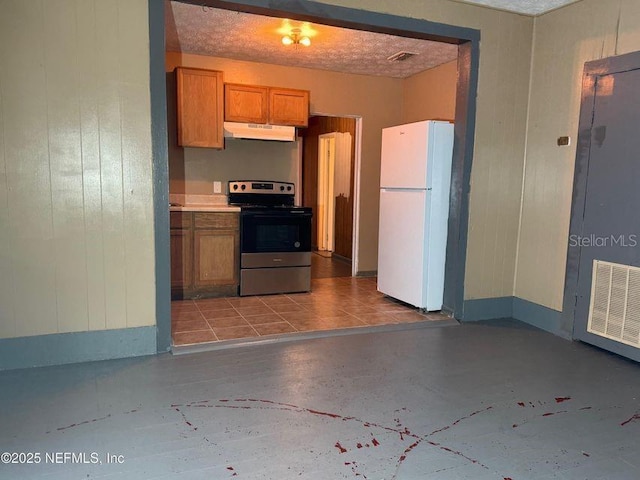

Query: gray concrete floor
[1,319,639,479]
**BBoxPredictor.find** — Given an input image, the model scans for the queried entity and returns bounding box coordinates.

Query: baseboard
[332,253,352,264]
[356,270,377,277]
[0,326,157,371]
[462,296,513,321]
[463,296,568,339]
[512,297,568,339]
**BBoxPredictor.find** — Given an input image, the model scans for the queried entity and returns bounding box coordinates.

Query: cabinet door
[269,87,309,126]
[194,229,239,287]
[170,229,193,289]
[176,67,224,148]
[224,84,268,123]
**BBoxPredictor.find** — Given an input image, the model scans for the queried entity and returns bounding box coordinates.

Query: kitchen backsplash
[169,193,228,206]
[169,137,300,195]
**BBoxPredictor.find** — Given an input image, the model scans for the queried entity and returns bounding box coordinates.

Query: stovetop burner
[229,180,297,208]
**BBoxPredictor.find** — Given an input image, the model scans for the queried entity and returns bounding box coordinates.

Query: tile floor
[171,276,450,346]
[310,250,352,278]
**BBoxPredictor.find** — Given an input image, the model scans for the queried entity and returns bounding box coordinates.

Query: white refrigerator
[377,120,454,311]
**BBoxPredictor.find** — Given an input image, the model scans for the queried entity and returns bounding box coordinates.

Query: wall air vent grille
[587,260,640,348]
[387,51,418,62]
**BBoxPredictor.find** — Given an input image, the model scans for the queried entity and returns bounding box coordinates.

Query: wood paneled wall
[516,0,640,311]
[402,60,457,124]
[0,0,155,339]
[301,116,356,259]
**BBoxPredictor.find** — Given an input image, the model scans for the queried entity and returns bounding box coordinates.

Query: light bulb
[299,36,311,47]
[282,35,293,45]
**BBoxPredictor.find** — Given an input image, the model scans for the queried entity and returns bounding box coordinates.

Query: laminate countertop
[169,205,241,213]
[169,193,240,213]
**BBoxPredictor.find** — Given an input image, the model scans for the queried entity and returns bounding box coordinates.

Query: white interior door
[333,132,352,198]
[317,134,336,251]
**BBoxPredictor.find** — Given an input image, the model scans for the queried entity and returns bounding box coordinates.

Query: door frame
[303,113,363,276]
[562,50,640,361]
[151,0,480,351]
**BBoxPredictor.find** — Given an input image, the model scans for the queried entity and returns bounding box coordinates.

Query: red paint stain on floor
[542,410,568,417]
[621,413,640,426]
[335,441,347,453]
[56,414,112,431]
[555,396,571,403]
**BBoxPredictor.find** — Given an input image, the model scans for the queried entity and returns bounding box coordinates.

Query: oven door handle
[245,213,312,219]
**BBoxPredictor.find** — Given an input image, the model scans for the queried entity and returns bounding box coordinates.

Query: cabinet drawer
[170,212,192,229]
[194,212,239,230]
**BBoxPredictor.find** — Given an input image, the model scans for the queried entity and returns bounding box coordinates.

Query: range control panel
[229,181,294,195]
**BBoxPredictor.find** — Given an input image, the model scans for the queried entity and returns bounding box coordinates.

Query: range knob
[240,184,246,191]
[232,184,238,190]
[287,186,292,191]
[280,185,285,191]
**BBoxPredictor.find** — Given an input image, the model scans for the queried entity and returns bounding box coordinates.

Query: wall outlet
[213,181,222,194]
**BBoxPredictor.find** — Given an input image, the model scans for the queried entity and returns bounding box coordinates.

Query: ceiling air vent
[387,51,418,62]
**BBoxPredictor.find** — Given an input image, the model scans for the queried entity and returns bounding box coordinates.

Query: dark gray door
[565,53,640,361]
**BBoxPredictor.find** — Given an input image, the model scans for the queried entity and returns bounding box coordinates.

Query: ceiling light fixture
[282,28,311,47]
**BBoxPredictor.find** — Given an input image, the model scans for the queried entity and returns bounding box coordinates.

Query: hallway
[2,320,639,479]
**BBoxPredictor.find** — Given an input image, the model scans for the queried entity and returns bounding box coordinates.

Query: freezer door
[380,121,430,189]
[377,189,428,308]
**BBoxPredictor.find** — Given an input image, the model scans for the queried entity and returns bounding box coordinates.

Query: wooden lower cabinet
[170,211,239,299]
[170,229,193,289]
[194,229,239,287]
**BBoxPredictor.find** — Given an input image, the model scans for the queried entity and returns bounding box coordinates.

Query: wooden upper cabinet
[224,83,309,127]
[224,84,269,124]
[269,87,309,127]
[176,67,224,148]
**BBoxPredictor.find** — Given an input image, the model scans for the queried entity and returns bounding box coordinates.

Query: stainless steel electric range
[229,180,312,296]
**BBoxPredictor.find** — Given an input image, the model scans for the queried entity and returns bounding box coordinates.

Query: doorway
[563,50,640,363]
[317,132,354,256]
[301,115,356,279]
[151,1,480,351]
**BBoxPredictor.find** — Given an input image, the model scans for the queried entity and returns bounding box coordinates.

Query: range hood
[223,122,296,142]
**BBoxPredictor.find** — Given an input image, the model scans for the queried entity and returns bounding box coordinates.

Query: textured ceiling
[456,0,582,15]
[165,3,459,79]
[165,1,583,78]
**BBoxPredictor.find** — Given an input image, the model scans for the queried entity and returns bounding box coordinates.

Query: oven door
[241,210,312,253]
